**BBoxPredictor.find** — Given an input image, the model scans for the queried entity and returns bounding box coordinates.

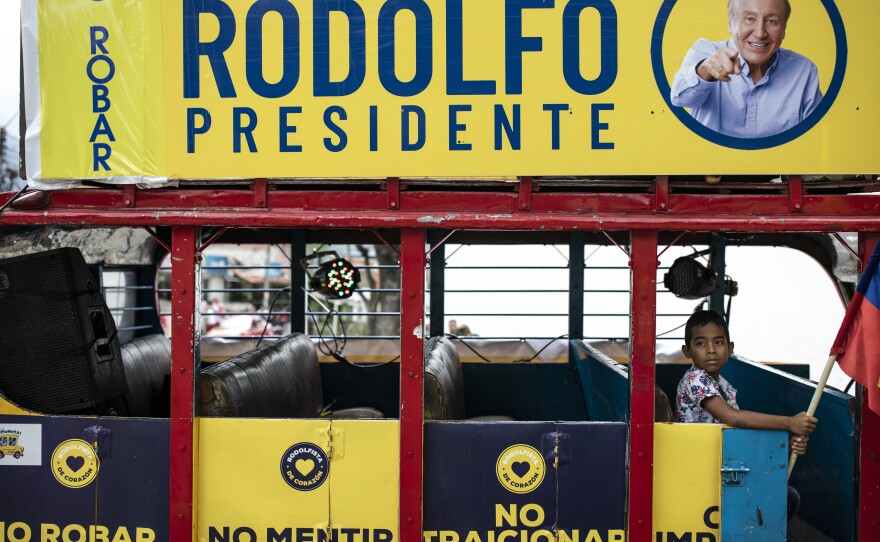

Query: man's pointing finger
[721,47,741,75]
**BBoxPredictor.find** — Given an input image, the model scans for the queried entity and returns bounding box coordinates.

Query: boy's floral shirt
[675,364,739,423]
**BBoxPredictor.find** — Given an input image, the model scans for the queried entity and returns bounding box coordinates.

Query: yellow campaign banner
[21,0,879,186]
[198,418,400,541]
[653,423,722,540]
[22,0,167,187]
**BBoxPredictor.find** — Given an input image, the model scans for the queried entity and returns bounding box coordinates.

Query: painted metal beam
[170,226,200,542]
[629,231,658,542]
[569,232,585,340]
[4,186,880,228]
[400,229,426,542]
[6,207,880,232]
[859,233,880,542]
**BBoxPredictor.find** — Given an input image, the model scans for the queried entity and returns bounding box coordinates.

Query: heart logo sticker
[66,455,86,473]
[280,442,330,491]
[496,444,545,494]
[52,439,99,488]
[510,461,531,478]
[295,459,315,476]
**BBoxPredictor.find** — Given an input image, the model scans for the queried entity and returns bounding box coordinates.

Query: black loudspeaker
[663,256,717,300]
[0,248,128,414]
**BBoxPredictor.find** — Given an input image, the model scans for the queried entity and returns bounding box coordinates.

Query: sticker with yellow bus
[0,430,24,459]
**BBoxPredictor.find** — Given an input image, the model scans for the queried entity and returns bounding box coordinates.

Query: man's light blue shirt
[670,39,823,138]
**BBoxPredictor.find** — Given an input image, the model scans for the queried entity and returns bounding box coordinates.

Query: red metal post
[399,228,426,542]
[123,184,137,208]
[387,177,401,210]
[629,230,658,542]
[253,178,268,208]
[518,176,533,211]
[789,175,803,213]
[861,406,880,539]
[655,176,669,212]
[170,226,200,542]
[860,233,880,541]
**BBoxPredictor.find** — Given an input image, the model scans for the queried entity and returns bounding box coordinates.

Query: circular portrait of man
[654,0,845,148]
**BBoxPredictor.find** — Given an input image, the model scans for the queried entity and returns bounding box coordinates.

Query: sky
[0,2,19,130]
[445,243,851,391]
[0,1,855,392]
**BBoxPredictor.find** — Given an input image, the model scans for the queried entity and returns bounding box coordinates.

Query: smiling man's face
[729,0,788,73]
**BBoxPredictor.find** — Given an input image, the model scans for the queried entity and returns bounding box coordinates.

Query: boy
[676,310,817,437]
[676,310,817,519]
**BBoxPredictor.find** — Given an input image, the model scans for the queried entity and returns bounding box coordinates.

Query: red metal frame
[628,231,658,542]
[253,179,268,208]
[170,226,199,542]
[387,177,401,210]
[655,176,669,212]
[860,233,880,541]
[3,178,877,541]
[789,175,804,212]
[4,185,880,231]
[860,391,880,540]
[399,229,426,542]
[123,184,137,208]
[518,176,533,211]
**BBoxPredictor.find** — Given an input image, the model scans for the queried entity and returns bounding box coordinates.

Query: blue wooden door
[721,428,789,541]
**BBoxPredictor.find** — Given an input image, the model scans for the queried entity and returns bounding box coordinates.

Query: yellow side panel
[0,397,37,416]
[198,418,399,541]
[653,423,722,539]
[326,420,400,523]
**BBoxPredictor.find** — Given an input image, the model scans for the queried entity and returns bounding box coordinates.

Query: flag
[834,241,880,414]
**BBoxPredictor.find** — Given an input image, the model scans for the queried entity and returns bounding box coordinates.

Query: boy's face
[682,322,734,379]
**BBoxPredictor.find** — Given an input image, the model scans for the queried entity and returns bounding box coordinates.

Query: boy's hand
[790,412,818,436]
[791,435,809,455]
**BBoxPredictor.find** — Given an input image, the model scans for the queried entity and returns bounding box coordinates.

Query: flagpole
[788,353,838,478]
[788,241,880,477]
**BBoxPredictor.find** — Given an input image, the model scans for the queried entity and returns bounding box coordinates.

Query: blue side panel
[0,414,169,539]
[424,422,558,528]
[0,415,98,528]
[721,429,789,541]
[93,417,170,539]
[556,422,627,530]
[570,341,629,422]
[424,421,626,536]
[722,355,855,542]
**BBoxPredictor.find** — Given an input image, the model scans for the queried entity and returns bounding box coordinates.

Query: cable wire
[298,286,398,368]
[255,287,291,348]
[443,333,569,363]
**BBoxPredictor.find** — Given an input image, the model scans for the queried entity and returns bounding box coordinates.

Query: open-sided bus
[2,1,880,541]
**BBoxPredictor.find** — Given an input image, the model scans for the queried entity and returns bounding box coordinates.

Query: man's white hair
[728,0,791,21]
